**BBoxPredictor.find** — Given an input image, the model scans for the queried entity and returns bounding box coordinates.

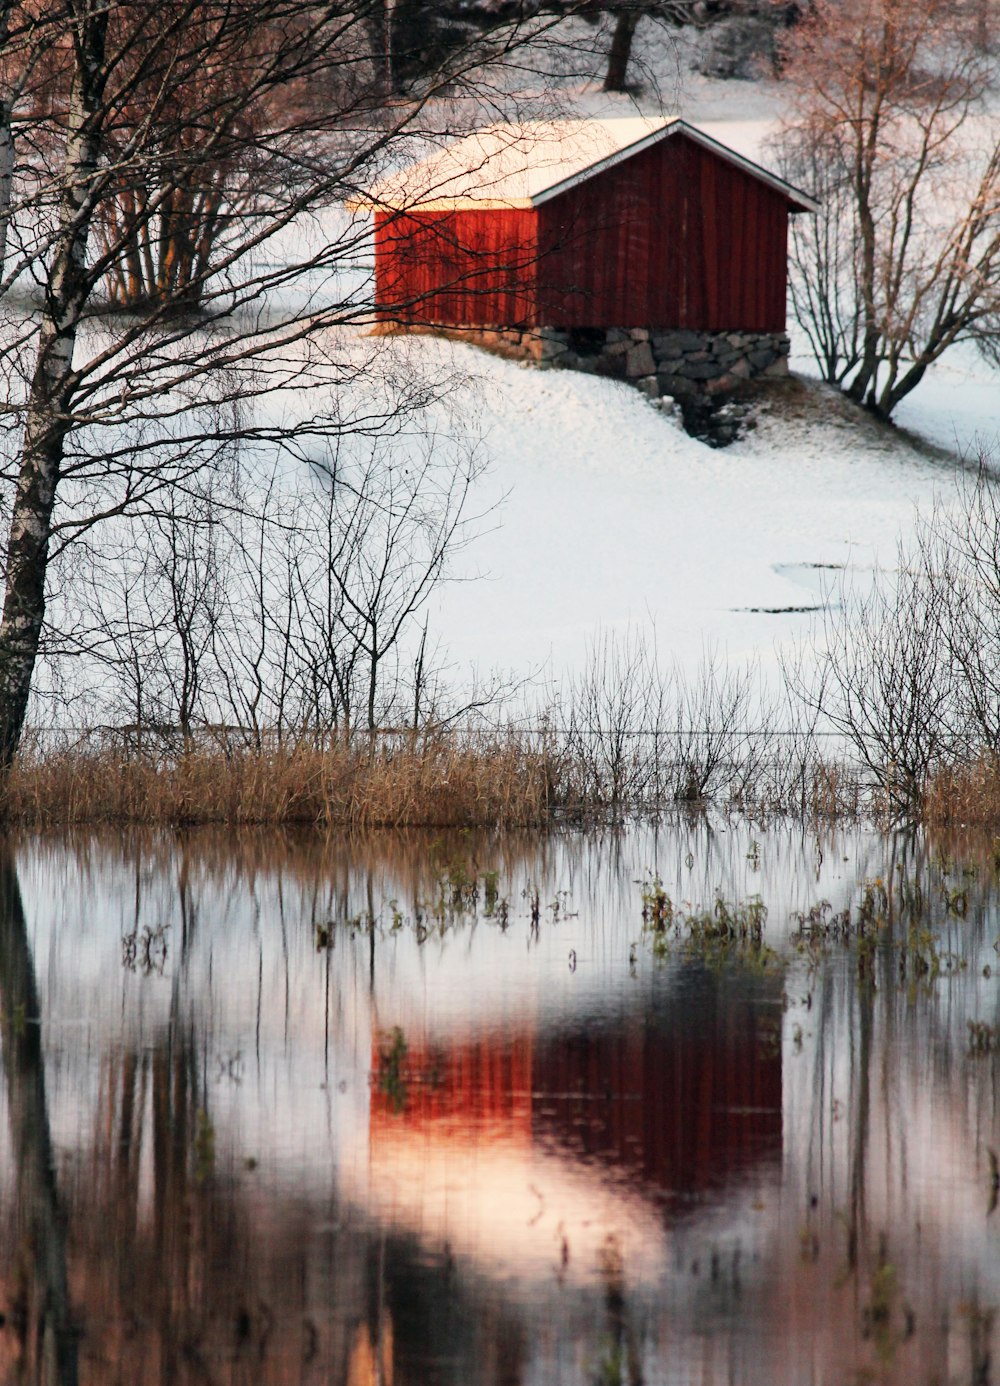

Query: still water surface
[1,822,998,1384]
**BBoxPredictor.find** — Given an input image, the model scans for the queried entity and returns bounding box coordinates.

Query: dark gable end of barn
[535,132,792,333]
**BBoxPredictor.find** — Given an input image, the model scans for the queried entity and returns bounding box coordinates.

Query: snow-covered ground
[892,344,1000,458]
[8,16,999,715]
[412,333,996,692]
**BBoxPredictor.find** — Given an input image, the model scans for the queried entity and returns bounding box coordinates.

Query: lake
[0,820,997,1384]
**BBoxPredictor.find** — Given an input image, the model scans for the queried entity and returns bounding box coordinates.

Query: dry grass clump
[3,735,555,828]
[922,758,1000,828]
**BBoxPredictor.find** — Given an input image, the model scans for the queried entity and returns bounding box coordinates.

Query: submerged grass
[640,875,778,970]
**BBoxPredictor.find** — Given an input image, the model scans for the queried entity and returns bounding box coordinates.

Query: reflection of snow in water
[4,826,1000,1383]
[348,1130,672,1288]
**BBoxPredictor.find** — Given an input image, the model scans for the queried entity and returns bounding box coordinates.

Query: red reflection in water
[372,1029,534,1143]
[371,972,782,1206]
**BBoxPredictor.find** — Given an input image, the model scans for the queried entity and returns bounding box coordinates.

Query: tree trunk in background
[975,0,990,50]
[603,9,639,91]
[0,99,12,278]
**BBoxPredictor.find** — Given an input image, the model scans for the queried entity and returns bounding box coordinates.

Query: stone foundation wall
[436,324,790,402]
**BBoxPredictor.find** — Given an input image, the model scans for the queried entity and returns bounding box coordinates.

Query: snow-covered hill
[411,334,993,687]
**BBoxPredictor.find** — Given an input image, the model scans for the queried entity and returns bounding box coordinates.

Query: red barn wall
[372,134,793,333]
[535,133,789,332]
[374,208,537,327]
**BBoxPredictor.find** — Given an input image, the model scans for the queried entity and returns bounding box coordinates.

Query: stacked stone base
[522,325,788,396]
[382,322,791,445]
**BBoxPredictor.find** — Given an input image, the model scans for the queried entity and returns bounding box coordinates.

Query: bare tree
[0,0,583,779]
[776,0,1000,417]
[563,626,672,812]
[75,535,181,743]
[313,430,486,735]
[922,464,1000,759]
[207,473,308,748]
[671,649,772,804]
[796,542,961,815]
[63,414,489,752]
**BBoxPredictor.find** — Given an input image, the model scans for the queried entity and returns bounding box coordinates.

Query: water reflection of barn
[372,963,782,1206]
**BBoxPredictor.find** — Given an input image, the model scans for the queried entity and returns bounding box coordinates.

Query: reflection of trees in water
[4,826,1000,1384]
[71,1028,540,1385]
[374,1232,527,1386]
[0,845,77,1385]
[775,827,1000,1384]
[38,826,564,925]
[0,835,535,1386]
[28,821,887,962]
[0,841,375,1384]
[69,1019,370,1381]
[11,830,787,1386]
[0,834,509,1383]
[87,1047,397,1379]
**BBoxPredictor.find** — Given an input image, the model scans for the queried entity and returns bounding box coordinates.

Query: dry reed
[3,735,556,828]
[3,720,865,827]
[922,758,1000,828]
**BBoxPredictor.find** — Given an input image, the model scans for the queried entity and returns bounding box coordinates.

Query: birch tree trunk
[0,0,109,774]
[0,0,15,279]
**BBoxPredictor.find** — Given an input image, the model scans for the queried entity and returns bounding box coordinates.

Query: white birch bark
[0,0,14,279]
[0,0,109,771]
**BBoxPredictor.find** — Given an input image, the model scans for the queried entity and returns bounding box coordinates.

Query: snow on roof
[354,117,818,213]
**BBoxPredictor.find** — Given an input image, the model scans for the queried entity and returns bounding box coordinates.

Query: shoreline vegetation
[6,733,1000,830]
[0,726,861,827]
[3,731,991,826]
[11,438,1000,831]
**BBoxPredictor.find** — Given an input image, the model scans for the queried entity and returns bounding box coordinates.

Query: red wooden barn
[362,117,816,335]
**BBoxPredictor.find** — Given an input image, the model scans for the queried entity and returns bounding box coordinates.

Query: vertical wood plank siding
[536,135,789,331]
[374,208,537,326]
[372,133,791,332]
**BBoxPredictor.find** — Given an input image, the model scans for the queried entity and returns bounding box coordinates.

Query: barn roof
[356,117,818,213]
